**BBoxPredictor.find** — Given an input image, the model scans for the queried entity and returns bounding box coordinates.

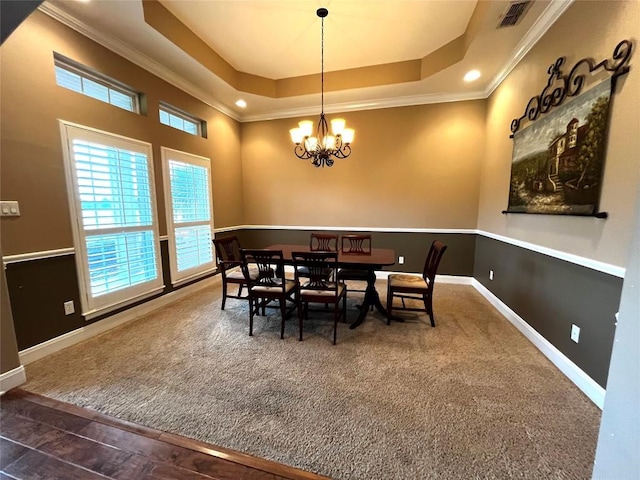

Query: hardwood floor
[0,389,329,480]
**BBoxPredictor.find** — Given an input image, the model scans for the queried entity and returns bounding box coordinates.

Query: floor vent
[497,1,532,28]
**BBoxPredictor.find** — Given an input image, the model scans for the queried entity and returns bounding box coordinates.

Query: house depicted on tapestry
[546,118,588,192]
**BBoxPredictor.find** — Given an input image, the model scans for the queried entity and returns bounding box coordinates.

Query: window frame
[59,121,164,318]
[161,147,215,286]
[159,102,205,137]
[54,53,141,114]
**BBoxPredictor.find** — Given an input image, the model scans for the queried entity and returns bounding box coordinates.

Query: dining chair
[386,240,448,327]
[337,234,372,307]
[292,251,347,345]
[212,236,254,310]
[310,232,339,252]
[240,249,297,339]
[298,232,339,280]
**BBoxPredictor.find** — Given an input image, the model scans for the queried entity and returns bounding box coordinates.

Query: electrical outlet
[398,256,405,265]
[489,270,494,281]
[571,324,580,343]
[64,300,75,315]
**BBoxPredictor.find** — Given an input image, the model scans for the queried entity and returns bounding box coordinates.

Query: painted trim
[241,91,487,123]
[3,248,75,264]
[0,366,26,395]
[477,230,625,278]
[4,227,624,278]
[223,224,477,234]
[485,0,575,97]
[83,286,166,320]
[472,278,606,409]
[19,275,221,366]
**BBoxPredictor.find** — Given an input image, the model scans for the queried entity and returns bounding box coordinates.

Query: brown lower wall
[473,235,621,388]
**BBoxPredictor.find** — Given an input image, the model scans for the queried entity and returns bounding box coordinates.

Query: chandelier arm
[294,144,312,159]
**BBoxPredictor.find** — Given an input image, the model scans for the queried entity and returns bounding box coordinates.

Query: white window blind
[60,122,163,316]
[162,147,214,284]
[54,54,139,113]
[159,103,202,136]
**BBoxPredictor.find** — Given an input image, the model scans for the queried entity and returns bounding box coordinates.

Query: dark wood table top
[266,244,395,269]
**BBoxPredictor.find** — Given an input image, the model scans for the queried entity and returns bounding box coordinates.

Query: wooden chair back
[292,251,339,291]
[341,234,372,255]
[310,233,339,252]
[213,236,241,269]
[422,241,448,288]
[240,249,285,289]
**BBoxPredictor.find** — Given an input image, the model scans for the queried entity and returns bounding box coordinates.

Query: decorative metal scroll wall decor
[504,39,632,217]
[510,40,632,137]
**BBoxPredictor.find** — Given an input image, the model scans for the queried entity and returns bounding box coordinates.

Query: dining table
[266,244,396,329]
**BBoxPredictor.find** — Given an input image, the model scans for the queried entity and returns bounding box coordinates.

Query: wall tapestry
[507,78,612,215]
[505,39,632,217]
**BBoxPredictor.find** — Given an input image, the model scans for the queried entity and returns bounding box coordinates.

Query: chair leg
[425,294,435,327]
[297,296,303,341]
[249,297,254,336]
[333,301,338,345]
[279,298,286,339]
[342,292,347,323]
[386,286,393,325]
[221,280,227,310]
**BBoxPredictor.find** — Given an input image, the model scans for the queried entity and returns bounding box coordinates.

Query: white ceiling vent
[497,1,532,28]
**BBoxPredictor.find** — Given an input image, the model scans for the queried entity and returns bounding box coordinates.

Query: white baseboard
[19,275,221,366]
[471,278,606,409]
[0,365,26,395]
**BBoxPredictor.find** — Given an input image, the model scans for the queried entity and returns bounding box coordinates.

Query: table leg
[349,270,391,329]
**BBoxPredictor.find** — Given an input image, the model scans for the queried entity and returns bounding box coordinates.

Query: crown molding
[38,2,240,121]
[485,0,575,97]
[38,0,572,123]
[241,90,488,122]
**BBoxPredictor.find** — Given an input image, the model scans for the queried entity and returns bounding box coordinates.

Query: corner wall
[475,1,639,389]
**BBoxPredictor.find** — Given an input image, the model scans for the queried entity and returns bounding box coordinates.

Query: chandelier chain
[321,14,324,115]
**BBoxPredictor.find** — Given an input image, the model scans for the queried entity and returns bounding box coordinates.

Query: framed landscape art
[507,79,612,215]
[505,39,632,217]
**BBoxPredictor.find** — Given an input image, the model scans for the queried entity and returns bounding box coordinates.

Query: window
[161,147,214,285]
[60,122,163,317]
[159,103,204,137]
[54,54,140,113]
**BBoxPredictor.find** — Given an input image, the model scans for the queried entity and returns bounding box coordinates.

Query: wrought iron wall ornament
[510,39,632,137]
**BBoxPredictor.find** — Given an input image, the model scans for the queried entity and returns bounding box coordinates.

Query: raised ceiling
[41,0,573,121]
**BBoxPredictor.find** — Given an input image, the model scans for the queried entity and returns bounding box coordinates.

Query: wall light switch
[0,201,20,217]
[489,270,494,280]
[398,256,405,264]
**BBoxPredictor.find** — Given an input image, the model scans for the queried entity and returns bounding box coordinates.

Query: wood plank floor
[0,389,329,480]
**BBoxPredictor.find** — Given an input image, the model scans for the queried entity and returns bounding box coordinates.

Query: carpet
[23,281,601,479]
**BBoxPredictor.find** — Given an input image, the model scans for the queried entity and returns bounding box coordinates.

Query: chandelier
[289,8,354,168]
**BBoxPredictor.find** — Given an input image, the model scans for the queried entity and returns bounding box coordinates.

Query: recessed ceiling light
[235,99,247,108]
[464,70,481,82]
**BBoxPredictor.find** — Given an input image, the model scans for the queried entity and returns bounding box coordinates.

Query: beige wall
[0,11,243,256]
[478,0,640,268]
[241,101,486,228]
[0,250,20,375]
